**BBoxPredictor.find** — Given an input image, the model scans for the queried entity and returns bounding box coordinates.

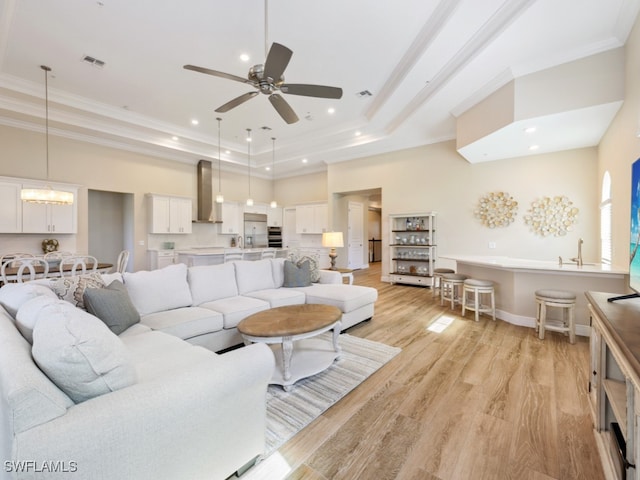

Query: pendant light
[21,66,74,206]
[269,137,277,208]
[215,117,224,203]
[246,128,253,207]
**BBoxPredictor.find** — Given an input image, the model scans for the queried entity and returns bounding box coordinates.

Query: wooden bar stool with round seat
[432,268,455,299]
[440,273,469,310]
[462,279,496,322]
[535,289,576,344]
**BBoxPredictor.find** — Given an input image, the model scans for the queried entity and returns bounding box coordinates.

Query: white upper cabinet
[267,206,283,226]
[0,181,22,233]
[219,201,240,234]
[147,194,193,234]
[21,184,77,234]
[296,203,328,234]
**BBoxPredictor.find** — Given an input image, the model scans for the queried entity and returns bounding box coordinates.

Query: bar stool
[462,279,496,322]
[432,268,455,299]
[535,289,576,344]
[440,273,468,310]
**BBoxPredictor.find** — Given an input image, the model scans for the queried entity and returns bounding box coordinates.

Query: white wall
[327,140,598,278]
[599,14,640,268]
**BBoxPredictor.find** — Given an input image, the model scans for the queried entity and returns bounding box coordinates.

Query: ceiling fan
[184,42,342,124]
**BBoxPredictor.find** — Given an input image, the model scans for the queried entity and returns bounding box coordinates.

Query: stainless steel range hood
[194,159,222,223]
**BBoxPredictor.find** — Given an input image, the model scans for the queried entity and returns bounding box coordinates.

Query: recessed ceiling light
[529,144,539,151]
[240,53,250,62]
[327,107,335,114]
[355,131,361,137]
[225,150,231,154]
[191,119,199,125]
[524,126,537,134]
[171,136,179,141]
[302,158,308,164]
[265,166,271,171]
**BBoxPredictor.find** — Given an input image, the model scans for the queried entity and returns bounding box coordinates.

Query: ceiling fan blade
[280,84,343,99]
[269,94,299,124]
[263,43,293,82]
[215,92,259,113]
[183,65,253,85]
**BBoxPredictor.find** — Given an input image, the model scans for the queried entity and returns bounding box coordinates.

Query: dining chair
[0,253,36,267]
[1,257,49,284]
[261,248,276,259]
[58,255,99,277]
[223,249,244,263]
[115,250,130,274]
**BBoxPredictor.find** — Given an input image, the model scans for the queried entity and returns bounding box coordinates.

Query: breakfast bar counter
[440,255,628,334]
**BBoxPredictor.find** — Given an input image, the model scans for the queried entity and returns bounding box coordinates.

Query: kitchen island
[440,255,628,335]
[177,247,288,267]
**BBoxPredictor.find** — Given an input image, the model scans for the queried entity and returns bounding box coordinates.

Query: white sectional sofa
[123,258,378,352]
[0,257,377,479]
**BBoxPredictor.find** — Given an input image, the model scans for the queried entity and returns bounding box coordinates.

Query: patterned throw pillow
[283,259,312,287]
[51,272,105,310]
[287,251,320,283]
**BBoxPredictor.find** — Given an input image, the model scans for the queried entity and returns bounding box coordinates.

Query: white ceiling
[0,0,637,179]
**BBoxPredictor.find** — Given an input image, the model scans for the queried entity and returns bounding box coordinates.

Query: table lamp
[322,231,344,270]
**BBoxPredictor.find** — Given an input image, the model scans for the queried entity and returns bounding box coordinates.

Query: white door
[348,201,364,269]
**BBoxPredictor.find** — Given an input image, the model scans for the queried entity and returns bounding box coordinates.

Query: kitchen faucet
[570,238,583,266]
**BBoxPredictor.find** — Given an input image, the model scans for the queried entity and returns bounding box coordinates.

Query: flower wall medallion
[474,191,518,228]
[523,195,579,236]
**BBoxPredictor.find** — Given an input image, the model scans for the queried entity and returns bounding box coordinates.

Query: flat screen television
[610,158,640,301]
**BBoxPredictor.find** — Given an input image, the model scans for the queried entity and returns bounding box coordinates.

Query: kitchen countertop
[176,247,286,256]
[440,254,628,276]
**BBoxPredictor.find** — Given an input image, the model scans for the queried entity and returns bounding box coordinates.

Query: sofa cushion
[51,272,106,310]
[124,263,192,316]
[283,259,311,287]
[0,282,58,317]
[199,296,270,329]
[188,263,238,305]
[83,280,141,335]
[15,295,65,344]
[270,258,286,287]
[244,288,306,307]
[234,259,276,294]
[31,302,137,403]
[294,284,378,313]
[140,306,224,340]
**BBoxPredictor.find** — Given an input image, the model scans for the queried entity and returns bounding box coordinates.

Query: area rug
[264,332,401,456]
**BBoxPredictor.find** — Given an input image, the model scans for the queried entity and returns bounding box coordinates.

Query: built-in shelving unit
[388,212,436,287]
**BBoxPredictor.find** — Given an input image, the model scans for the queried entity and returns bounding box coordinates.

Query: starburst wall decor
[523,195,579,236]
[474,191,518,228]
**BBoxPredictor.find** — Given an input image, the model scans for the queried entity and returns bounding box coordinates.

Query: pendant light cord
[217,117,222,194]
[247,128,252,197]
[42,65,51,180]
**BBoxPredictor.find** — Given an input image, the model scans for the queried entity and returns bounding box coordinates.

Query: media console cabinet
[587,291,640,480]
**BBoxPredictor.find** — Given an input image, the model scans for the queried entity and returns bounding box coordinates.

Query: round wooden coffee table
[238,304,342,391]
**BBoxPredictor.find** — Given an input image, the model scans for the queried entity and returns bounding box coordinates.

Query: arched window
[600,171,612,264]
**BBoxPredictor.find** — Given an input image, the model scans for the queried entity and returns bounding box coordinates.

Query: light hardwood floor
[256,262,604,480]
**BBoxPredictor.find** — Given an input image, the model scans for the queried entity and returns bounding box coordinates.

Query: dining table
[1,261,113,283]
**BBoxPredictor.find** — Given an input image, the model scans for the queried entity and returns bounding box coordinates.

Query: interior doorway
[88,190,134,271]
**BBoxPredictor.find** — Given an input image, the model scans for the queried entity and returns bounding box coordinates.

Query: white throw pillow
[0,283,58,317]
[100,272,123,286]
[31,301,137,404]
[15,295,65,344]
[188,263,238,305]
[123,263,193,316]
[234,259,276,294]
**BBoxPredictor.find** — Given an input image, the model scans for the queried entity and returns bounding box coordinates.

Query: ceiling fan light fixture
[22,65,74,206]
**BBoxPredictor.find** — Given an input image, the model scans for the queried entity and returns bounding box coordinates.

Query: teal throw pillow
[283,259,312,287]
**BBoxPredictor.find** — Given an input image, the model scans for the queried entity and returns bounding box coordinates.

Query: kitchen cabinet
[147,194,192,234]
[147,249,178,270]
[295,203,328,234]
[587,292,640,480]
[267,206,283,227]
[0,181,22,233]
[389,212,436,287]
[244,203,267,215]
[219,201,240,234]
[21,184,77,234]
